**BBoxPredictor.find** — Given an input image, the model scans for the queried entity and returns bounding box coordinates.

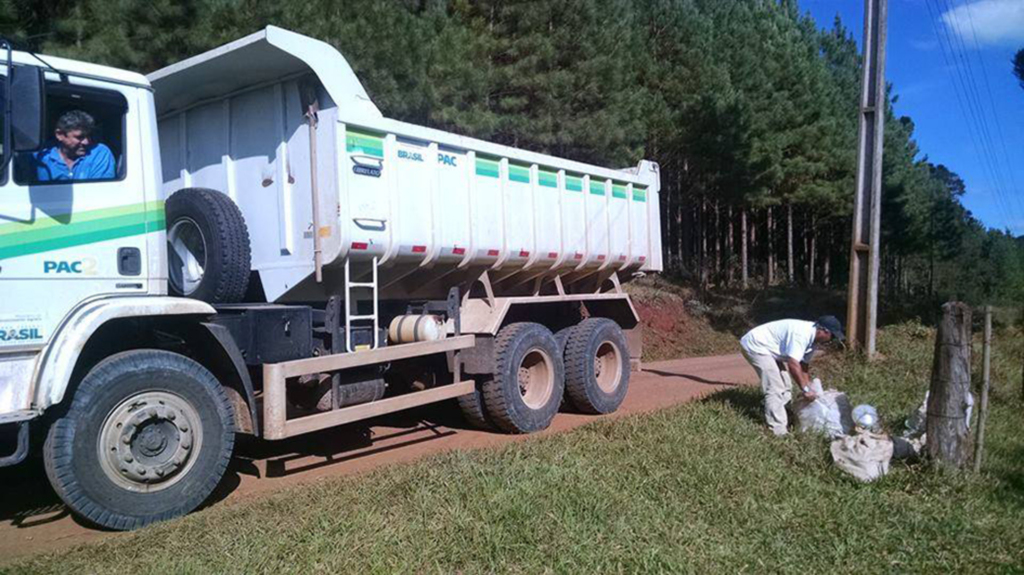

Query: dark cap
[815,315,845,341]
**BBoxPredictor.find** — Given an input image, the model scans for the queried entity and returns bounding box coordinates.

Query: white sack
[795,380,854,438]
[831,431,894,482]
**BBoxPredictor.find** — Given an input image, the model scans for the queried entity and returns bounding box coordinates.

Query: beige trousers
[741,348,793,436]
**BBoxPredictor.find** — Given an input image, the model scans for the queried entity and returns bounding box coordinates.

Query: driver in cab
[20,110,115,182]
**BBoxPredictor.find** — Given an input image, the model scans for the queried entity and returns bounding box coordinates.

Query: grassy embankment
[7,313,1023,572]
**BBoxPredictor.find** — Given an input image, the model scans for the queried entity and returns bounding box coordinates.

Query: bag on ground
[831,431,894,482]
[795,379,854,438]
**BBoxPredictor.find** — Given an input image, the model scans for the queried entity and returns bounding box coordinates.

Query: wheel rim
[594,341,623,394]
[97,391,204,493]
[517,348,555,409]
[168,217,207,296]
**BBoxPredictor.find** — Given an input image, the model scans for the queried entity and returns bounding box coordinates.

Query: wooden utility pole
[973,306,992,473]
[847,0,888,358]
[926,302,972,470]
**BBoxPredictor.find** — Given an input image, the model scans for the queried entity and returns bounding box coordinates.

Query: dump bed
[150,27,662,302]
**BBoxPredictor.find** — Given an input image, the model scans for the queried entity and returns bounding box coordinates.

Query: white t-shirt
[740,319,816,362]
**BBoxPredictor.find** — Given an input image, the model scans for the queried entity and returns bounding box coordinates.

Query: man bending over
[739,316,844,436]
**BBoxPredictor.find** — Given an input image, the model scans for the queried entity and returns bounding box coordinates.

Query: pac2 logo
[44,258,97,275]
[438,153,458,167]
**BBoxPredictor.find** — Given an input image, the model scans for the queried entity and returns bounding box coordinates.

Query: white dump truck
[0,27,662,529]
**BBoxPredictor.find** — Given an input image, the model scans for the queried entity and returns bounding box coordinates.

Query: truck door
[0,74,152,350]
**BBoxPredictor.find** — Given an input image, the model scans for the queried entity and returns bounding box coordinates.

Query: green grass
[6,324,1024,573]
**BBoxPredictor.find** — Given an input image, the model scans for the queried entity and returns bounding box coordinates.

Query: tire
[482,323,565,434]
[553,327,574,411]
[564,318,630,414]
[553,326,573,355]
[43,350,235,530]
[166,188,251,303]
[456,377,494,430]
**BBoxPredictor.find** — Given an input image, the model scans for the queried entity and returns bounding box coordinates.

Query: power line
[924,0,1017,229]
[939,0,1021,221]
[936,0,1015,222]
[933,0,1019,228]
[960,0,1024,226]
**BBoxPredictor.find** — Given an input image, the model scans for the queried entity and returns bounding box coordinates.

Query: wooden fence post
[973,306,992,473]
[926,301,973,470]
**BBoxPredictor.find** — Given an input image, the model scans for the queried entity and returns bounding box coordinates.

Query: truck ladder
[344,257,379,352]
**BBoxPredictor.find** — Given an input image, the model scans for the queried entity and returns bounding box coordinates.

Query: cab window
[14,82,127,185]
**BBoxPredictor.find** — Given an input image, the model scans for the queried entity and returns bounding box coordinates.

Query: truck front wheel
[43,350,235,530]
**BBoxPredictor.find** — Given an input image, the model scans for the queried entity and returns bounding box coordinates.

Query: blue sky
[801,0,1024,235]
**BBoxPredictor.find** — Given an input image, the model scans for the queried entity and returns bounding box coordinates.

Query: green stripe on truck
[0,201,163,237]
[0,203,165,260]
[565,174,583,192]
[508,163,530,184]
[476,156,500,178]
[346,129,385,159]
[538,169,558,188]
[633,186,647,202]
[612,183,628,199]
[589,180,606,196]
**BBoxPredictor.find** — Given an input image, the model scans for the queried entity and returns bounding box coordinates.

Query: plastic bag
[893,390,974,460]
[795,379,854,438]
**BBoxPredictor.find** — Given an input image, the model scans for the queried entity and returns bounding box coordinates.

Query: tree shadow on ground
[642,369,741,387]
[700,386,763,426]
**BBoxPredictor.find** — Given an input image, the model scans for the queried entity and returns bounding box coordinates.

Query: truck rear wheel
[482,322,564,434]
[166,188,251,303]
[564,318,630,414]
[43,350,235,530]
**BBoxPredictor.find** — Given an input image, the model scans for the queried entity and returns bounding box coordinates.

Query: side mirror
[10,65,45,152]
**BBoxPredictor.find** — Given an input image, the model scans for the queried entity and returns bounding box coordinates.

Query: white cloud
[941,0,1024,48]
[909,38,938,51]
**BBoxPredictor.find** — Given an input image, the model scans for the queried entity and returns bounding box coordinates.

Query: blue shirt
[26,143,116,182]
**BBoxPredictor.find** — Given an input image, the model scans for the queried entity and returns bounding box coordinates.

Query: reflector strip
[487,249,500,257]
[412,245,426,253]
[453,247,466,255]
[351,242,368,250]
[548,252,558,259]
[519,250,530,258]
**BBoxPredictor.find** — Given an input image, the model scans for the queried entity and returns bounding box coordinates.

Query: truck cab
[0,47,195,425]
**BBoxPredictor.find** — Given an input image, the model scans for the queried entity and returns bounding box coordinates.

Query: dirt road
[0,353,754,563]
